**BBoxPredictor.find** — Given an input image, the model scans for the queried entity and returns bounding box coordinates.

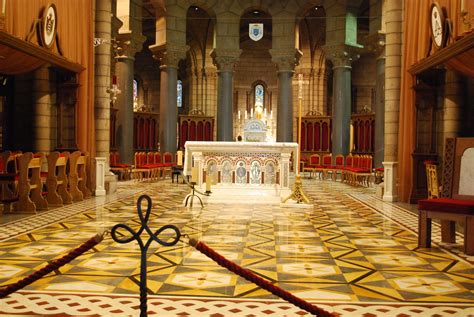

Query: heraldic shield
[249,23,263,41]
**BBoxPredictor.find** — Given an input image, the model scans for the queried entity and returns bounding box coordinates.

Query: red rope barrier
[0,232,104,299]
[189,238,336,317]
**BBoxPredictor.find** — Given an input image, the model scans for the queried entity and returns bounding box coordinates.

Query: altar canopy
[184,141,298,204]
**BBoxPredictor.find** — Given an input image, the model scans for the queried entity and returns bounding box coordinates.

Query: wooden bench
[14,152,48,213]
[69,151,92,202]
[46,151,72,206]
[0,151,20,213]
[418,137,474,255]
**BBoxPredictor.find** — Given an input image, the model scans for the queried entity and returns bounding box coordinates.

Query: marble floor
[0,178,473,316]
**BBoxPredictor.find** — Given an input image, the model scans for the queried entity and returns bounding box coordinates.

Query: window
[177,79,183,108]
[255,84,264,106]
[133,79,138,109]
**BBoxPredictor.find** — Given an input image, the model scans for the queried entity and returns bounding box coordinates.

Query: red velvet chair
[418,138,474,255]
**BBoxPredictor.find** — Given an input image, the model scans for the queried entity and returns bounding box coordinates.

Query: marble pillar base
[382,161,398,202]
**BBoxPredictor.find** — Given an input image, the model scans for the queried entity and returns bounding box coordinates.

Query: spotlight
[253,10,259,15]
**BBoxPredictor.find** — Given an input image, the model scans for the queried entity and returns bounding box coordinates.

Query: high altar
[183,141,298,204]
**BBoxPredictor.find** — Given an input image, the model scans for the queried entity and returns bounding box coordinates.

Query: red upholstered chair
[320,154,332,180]
[418,138,474,255]
[162,152,175,178]
[303,154,321,179]
[418,198,474,255]
[133,152,153,181]
[109,151,132,180]
[342,155,353,183]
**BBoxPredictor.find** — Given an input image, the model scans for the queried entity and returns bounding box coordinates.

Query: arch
[186,5,215,112]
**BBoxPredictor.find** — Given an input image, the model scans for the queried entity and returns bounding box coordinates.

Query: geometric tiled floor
[1,178,473,316]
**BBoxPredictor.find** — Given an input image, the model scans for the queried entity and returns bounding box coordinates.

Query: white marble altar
[184,141,298,204]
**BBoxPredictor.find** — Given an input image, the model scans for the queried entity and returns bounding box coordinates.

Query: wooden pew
[69,151,92,202]
[418,138,474,255]
[46,151,72,206]
[0,151,20,213]
[14,152,48,213]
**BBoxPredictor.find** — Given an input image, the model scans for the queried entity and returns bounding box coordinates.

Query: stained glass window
[133,79,138,108]
[255,84,264,105]
[177,80,183,108]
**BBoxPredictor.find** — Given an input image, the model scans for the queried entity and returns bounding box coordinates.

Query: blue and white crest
[249,23,263,41]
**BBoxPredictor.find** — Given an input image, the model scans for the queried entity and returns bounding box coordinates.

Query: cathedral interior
[0,0,473,316]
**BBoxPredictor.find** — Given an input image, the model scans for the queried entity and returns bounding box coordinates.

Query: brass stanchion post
[283,74,310,204]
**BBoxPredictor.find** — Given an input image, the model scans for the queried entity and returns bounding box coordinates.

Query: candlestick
[205,178,212,193]
[191,166,198,183]
[177,150,183,166]
[238,110,241,120]
[461,0,465,13]
[2,0,6,15]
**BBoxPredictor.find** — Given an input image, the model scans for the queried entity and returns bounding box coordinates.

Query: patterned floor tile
[0,178,473,316]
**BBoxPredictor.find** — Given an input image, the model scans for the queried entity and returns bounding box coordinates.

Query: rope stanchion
[0,232,105,299]
[188,238,335,317]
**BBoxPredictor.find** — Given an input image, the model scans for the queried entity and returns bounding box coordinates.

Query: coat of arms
[249,23,263,41]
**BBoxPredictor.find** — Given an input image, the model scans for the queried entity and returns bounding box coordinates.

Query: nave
[0,179,473,316]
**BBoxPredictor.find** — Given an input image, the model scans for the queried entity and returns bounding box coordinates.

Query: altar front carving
[184,141,298,204]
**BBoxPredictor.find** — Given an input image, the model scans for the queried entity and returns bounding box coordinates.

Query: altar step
[198,185,292,205]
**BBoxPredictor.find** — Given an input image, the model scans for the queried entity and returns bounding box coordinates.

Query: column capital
[150,43,188,68]
[115,31,146,60]
[210,49,242,72]
[323,44,361,68]
[360,31,386,59]
[270,48,302,73]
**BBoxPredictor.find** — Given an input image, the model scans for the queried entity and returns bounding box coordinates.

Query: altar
[183,141,298,204]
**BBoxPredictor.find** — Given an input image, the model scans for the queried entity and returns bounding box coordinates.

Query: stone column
[115,55,134,164]
[33,65,53,153]
[114,34,144,164]
[440,70,462,161]
[94,0,112,159]
[383,0,402,202]
[151,45,187,154]
[374,39,386,169]
[325,47,358,159]
[271,49,301,142]
[211,49,241,141]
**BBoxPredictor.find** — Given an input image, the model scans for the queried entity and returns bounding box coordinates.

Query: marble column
[374,53,386,169]
[114,33,144,164]
[383,0,402,202]
[325,49,357,159]
[159,55,178,154]
[115,55,134,164]
[150,45,187,154]
[271,49,301,142]
[211,50,240,141]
